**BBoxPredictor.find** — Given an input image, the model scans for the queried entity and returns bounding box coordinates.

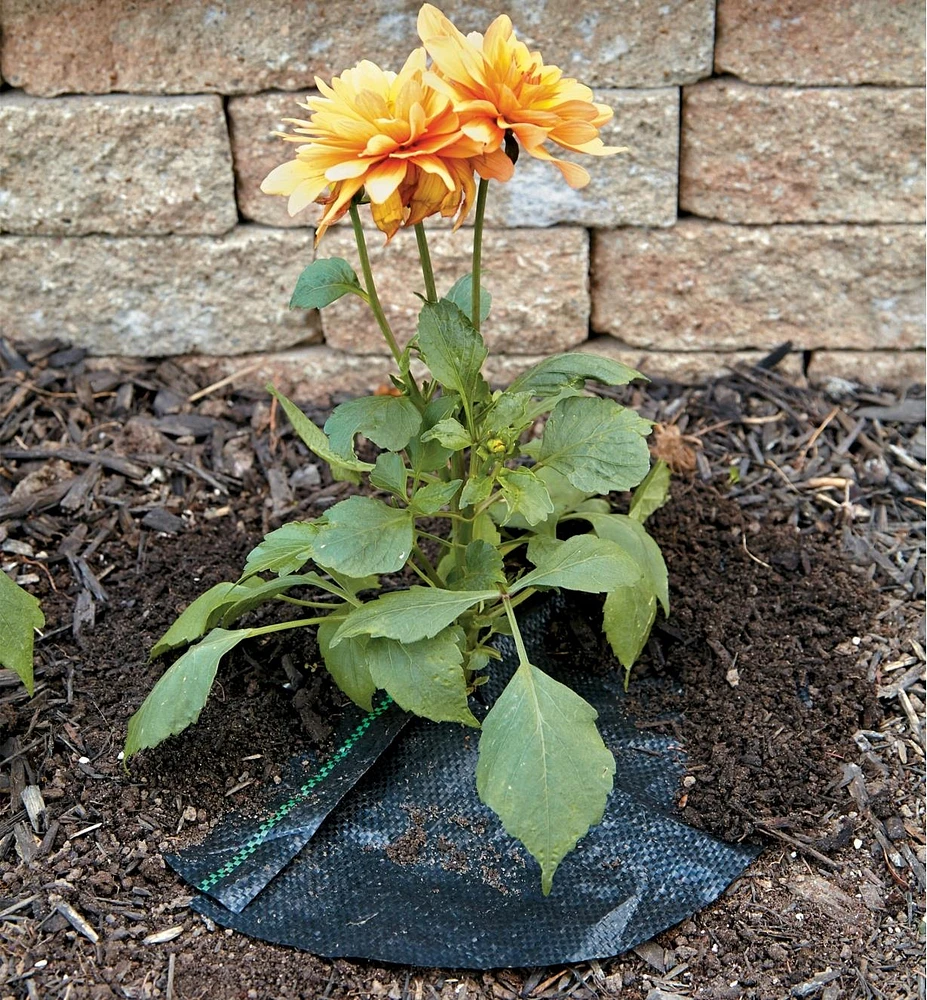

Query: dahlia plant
[126,5,670,895]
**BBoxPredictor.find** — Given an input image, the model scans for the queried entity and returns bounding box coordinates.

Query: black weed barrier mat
[168,598,758,968]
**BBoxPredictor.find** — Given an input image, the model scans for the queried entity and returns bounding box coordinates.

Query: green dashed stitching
[197,696,393,892]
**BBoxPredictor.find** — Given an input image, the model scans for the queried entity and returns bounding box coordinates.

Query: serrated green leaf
[290,258,364,310]
[471,512,501,546]
[416,300,489,402]
[325,395,422,459]
[460,475,494,508]
[444,275,491,325]
[317,616,376,711]
[508,352,645,397]
[332,587,497,645]
[125,629,249,758]
[366,627,477,727]
[267,385,372,476]
[151,581,240,659]
[446,540,506,591]
[629,460,671,523]
[242,521,319,579]
[481,390,534,437]
[536,396,652,494]
[512,534,642,595]
[420,417,471,451]
[314,496,413,578]
[603,587,657,674]
[495,468,554,527]
[0,570,44,695]
[477,660,615,894]
[409,479,461,515]
[370,452,408,497]
[407,395,459,475]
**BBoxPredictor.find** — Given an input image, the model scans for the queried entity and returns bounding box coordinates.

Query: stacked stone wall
[0,0,923,395]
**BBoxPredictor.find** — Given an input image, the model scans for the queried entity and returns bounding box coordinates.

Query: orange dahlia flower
[417,4,621,189]
[260,48,512,241]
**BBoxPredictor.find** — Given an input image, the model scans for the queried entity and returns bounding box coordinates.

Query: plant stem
[502,595,530,668]
[471,178,490,331]
[349,202,402,366]
[248,616,328,638]
[412,543,444,586]
[415,223,438,303]
[275,597,343,610]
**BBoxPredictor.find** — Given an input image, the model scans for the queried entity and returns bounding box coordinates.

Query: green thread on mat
[197,695,394,892]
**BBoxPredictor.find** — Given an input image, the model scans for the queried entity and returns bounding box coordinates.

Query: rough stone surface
[680,82,926,224]
[232,88,679,230]
[715,0,926,85]
[0,94,236,236]
[321,227,590,355]
[0,0,714,96]
[591,223,925,352]
[0,227,322,356]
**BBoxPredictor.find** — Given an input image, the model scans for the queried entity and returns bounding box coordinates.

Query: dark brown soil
[1,345,923,999]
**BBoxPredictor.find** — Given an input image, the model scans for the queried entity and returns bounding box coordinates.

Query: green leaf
[242,521,319,579]
[0,570,44,695]
[317,616,376,711]
[332,587,497,645]
[446,540,506,591]
[508,352,645,398]
[151,581,240,658]
[471,512,501,546]
[407,395,459,475]
[267,385,372,475]
[603,587,657,675]
[366,627,478,727]
[536,396,652,494]
[219,573,343,627]
[573,513,669,614]
[444,275,491,325]
[314,496,413,578]
[477,660,615,894]
[409,479,461,515]
[481,390,534,437]
[421,417,471,451]
[325,395,422,459]
[125,629,249,758]
[460,475,494,508]
[512,534,642,594]
[495,468,554,527]
[370,452,408,497]
[290,258,364,310]
[629,460,671,523]
[416,300,488,402]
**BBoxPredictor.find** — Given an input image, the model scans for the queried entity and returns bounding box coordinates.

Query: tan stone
[0,0,714,97]
[0,94,236,236]
[591,223,925,352]
[321,227,590,355]
[680,81,926,223]
[0,227,322,356]
[232,88,679,230]
[716,0,926,85]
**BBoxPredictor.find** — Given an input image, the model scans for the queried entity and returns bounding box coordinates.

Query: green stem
[412,543,444,586]
[349,202,402,366]
[471,178,490,332]
[275,597,343,610]
[502,595,530,668]
[248,616,328,638]
[415,223,438,303]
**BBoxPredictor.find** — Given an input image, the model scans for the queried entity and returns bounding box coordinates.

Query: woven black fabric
[172,599,758,967]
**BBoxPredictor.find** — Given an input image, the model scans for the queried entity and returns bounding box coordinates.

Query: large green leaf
[317,616,376,711]
[290,258,364,310]
[314,496,413,578]
[603,587,657,675]
[476,661,615,894]
[416,300,488,402]
[242,521,319,579]
[445,540,506,591]
[151,581,240,659]
[370,452,409,497]
[125,629,249,757]
[331,587,497,645]
[495,468,554,527]
[0,570,44,695]
[511,534,641,594]
[508,352,645,397]
[444,275,491,325]
[268,385,372,474]
[629,460,671,523]
[324,395,422,458]
[366,627,478,726]
[420,417,471,452]
[535,396,652,494]
[409,479,461,515]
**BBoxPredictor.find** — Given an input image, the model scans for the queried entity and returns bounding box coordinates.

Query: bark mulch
[1,339,924,999]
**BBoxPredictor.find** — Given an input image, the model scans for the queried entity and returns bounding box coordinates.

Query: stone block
[715,0,926,85]
[592,223,925,352]
[0,0,713,97]
[0,227,322,356]
[680,81,926,223]
[232,88,679,230]
[0,94,236,236]
[321,227,590,355]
